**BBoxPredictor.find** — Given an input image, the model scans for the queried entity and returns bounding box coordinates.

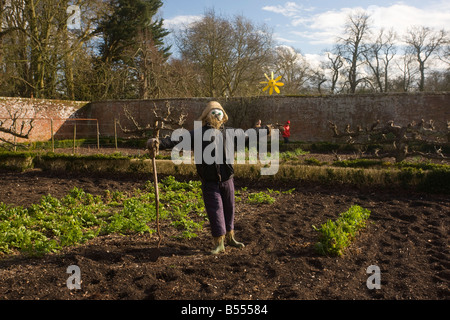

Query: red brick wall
[0,97,88,143]
[1,93,448,144]
[80,93,449,142]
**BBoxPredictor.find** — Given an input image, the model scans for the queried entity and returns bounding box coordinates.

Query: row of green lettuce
[0,176,206,256]
[1,173,371,258]
[0,176,286,257]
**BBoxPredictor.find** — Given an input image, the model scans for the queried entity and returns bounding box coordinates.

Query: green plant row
[279,148,310,161]
[0,176,285,257]
[0,176,207,257]
[2,149,449,169]
[313,205,371,256]
[1,151,449,193]
[333,158,450,171]
[0,138,149,151]
[234,186,294,205]
[0,150,171,161]
[246,191,276,205]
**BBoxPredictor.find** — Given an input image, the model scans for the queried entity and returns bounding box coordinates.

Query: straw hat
[198,101,228,125]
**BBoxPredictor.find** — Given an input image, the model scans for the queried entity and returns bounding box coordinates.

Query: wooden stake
[51,119,54,152]
[114,118,118,150]
[73,121,76,154]
[152,155,162,248]
[96,120,100,150]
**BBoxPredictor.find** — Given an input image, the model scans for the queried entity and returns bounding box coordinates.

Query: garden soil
[0,166,448,302]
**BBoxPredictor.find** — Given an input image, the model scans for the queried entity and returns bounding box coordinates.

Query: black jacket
[159,124,270,183]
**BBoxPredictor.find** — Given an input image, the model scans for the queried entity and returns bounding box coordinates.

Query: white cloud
[262,2,302,17]
[273,34,298,44]
[367,4,449,35]
[265,2,450,48]
[163,15,203,30]
[274,45,325,70]
[262,2,314,17]
[303,53,327,69]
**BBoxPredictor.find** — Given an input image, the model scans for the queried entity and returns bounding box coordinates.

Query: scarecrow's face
[209,108,224,122]
[206,108,226,129]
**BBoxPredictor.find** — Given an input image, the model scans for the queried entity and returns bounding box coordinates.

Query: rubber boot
[210,235,225,255]
[226,230,245,248]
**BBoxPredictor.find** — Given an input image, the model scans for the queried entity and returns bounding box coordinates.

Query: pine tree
[98,0,170,64]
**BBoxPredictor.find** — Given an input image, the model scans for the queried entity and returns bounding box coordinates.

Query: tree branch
[118,101,187,140]
[329,119,449,162]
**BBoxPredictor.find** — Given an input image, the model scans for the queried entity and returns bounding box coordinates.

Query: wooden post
[114,118,118,150]
[96,120,100,150]
[73,121,76,154]
[50,119,54,152]
[13,121,16,152]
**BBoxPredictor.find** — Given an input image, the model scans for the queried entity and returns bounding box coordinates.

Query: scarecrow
[147,101,271,254]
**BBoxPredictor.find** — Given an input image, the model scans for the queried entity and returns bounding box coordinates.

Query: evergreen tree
[94,0,170,99]
[98,0,170,64]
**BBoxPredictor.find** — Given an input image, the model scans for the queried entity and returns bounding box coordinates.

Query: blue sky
[160,0,449,58]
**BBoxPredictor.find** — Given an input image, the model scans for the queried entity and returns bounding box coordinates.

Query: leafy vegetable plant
[247,192,276,205]
[0,176,206,257]
[313,205,371,256]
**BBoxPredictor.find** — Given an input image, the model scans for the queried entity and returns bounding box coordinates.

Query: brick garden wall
[1,93,449,144]
[0,97,88,143]
[78,93,450,142]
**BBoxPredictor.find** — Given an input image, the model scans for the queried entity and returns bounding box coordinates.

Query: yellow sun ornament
[260,72,284,95]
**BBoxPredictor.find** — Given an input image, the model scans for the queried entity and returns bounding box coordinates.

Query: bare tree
[437,39,450,67]
[325,48,345,94]
[176,10,232,97]
[393,52,419,92]
[404,26,447,91]
[161,57,204,98]
[118,101,187,153]
[424,69,450,92]
[0,0,108,99]
[363,28,397,92]
[1,0,34,97]
[338,10,372,93]
[176,9,273,97]
[61,0,107,100]
[329,119,448,162]
[125,29,168,99]
[0,106,35,147]
[272,46,310,94]
[223,15,273,96]
[309,67,327,94]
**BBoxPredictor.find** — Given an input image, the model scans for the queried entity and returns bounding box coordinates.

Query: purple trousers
[201,178,235,237]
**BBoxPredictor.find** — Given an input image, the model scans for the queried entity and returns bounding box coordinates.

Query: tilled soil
[0,169,448,303]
